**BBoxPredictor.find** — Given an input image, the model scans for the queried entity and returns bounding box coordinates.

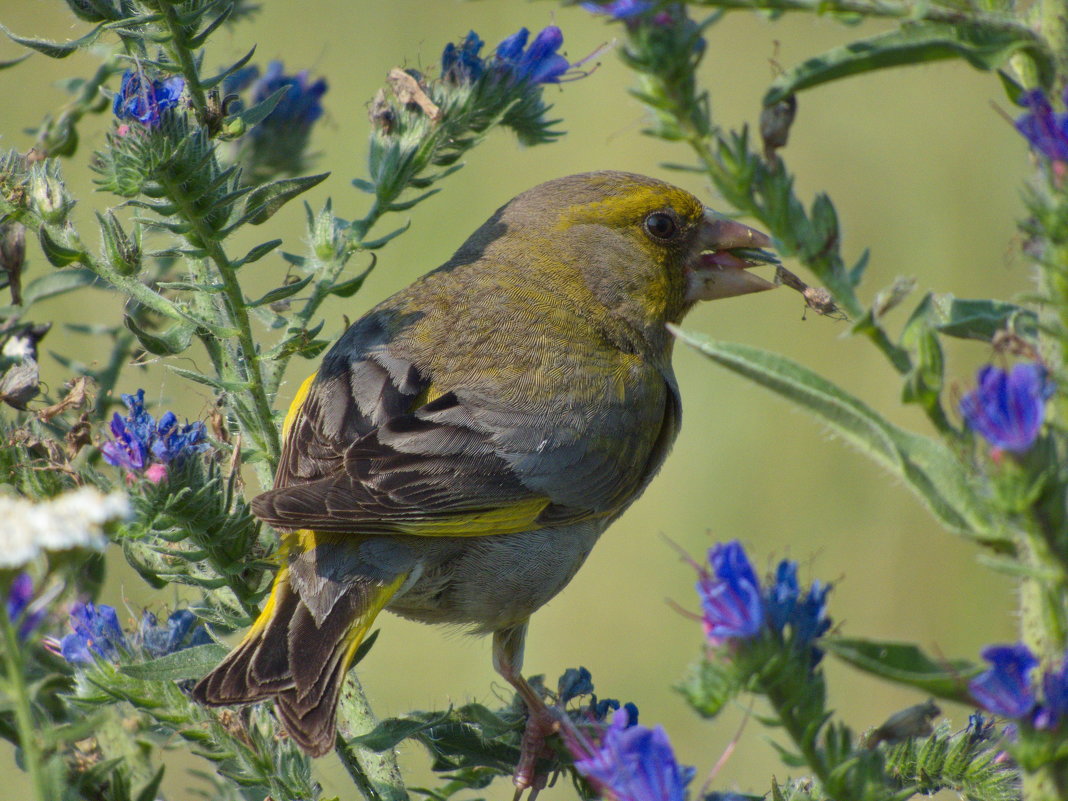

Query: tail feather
[192,559,407,757]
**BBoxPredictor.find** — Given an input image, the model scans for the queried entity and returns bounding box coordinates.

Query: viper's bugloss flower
[139,609,212,658]
[493,26,578,84]
[969,644,1038,720]
[442,31,486,84]
[582,0,654,18]
[113,69,184,126]
[573,707,695,801]
[959,363,1053,453]
[696,540,763,644]
[6,572,46,641]
[250,61,327,137]
[695,542,832,664]
[1016,88,1068,164]
[101,389,207,479]
[60,602,127,664]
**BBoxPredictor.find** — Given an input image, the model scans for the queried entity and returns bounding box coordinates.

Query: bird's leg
[492,623,561,799]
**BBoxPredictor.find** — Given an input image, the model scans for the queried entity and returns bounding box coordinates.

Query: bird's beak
[686,210,779,302]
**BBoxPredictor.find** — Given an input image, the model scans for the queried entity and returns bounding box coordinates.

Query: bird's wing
[255,312,677,537]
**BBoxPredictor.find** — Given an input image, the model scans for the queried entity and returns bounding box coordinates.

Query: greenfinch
[193,171,776,767]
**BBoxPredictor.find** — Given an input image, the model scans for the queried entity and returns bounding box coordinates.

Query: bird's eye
[644,212,678,240]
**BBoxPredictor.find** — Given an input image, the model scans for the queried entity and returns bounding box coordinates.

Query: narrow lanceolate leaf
[932,295,1038,341]
[19,268,98,307]
[234,173,330,230]
[824,637,980,704]
[764,21,1054,106]
[232,238,283,269]
[670,328,1004,544]
[247,273,314,308]
[124,316,195,355]
[119,643,231,682]
[1,22,106,58]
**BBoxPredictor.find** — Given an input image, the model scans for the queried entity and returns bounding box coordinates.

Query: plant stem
[335,674,409,801]
[153,0,209,122]
[0,593,47,801]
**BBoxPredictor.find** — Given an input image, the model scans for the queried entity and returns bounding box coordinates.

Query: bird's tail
[192,537,406,756]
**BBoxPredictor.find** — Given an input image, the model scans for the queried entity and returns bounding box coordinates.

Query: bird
[192,170,776,781]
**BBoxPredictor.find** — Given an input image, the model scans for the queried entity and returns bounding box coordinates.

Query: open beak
[686,210,779,302]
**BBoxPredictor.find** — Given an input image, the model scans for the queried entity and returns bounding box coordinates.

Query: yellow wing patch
[283,372,318,440]
[390,496,551,537]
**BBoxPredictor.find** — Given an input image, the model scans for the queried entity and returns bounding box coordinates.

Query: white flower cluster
[0,488,131,568]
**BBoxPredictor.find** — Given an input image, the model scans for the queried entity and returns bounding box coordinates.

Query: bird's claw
[512,703,562,800]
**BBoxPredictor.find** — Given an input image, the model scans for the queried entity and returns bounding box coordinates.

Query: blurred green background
[0,1,1028,798]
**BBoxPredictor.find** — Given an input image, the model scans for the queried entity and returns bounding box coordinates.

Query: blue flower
[151,411,207,464]
[559,666,595,704]
[6,573,46,641]
[697,541,764,644]
[574,707,695,801]
[442,31,486,84]
[1034,658,1068,730]
[493,26,574,84]
[113,69,184,126]
[1015,88,1068,163]
[60,602,127,664]
[959,363,1053,453]
[791,580,832,655]
[100,388,207,476]
[765,559,799,633]
[969,644,1038,719]
[139,609,211,658]
[582,0,654,18]
[250,61,327,137]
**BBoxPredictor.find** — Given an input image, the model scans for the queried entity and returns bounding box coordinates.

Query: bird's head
[479,171,776,333]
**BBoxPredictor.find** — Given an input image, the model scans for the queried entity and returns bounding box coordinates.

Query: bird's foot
[512,701,562,801]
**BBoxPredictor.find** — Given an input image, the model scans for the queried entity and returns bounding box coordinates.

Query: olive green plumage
[193,171,774,757]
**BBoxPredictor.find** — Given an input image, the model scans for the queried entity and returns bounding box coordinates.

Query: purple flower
[442,31,486,84]
[113,69,184,126]
[139,609,210,658]
[969,644,1038,719]
[6,573,46,641]
[574,707,695,801]
[493,26,575,84]
[101,388,207,474]
[765,559,799,633]
[60,602,127,664]
[582,0,654,18]
[1034,659,1068,730]
[1016,88,1068,163]
[697,541,764,644]
[251,61,327,136]
[959,363,1053,453]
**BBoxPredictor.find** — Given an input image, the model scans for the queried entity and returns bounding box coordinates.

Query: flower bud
[29,168,75,224]
[97,211,141,276]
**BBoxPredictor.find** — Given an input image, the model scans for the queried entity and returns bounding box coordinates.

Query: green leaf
[327,263,374,298]
[348,713,449,752]
[37,228,85,267]
[388,188,440,213]
[676,658,739,718]
[168,366,251,393]
[0,53,30,70]
[352,177,377,193]
[932,295,1038,341]
[199,45,257,90]
[764,21,1054,106]
[119,643,230,682]
[1,22,105,58]
[824,637,980,704]
[239,173,330,227]
[232,238,283,268]
[247,273,315,307]
[359,220,411,250]
[670,328,1004,544]
[20,268,98,307]
[234,85,288,128]
[124,316,195,355]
